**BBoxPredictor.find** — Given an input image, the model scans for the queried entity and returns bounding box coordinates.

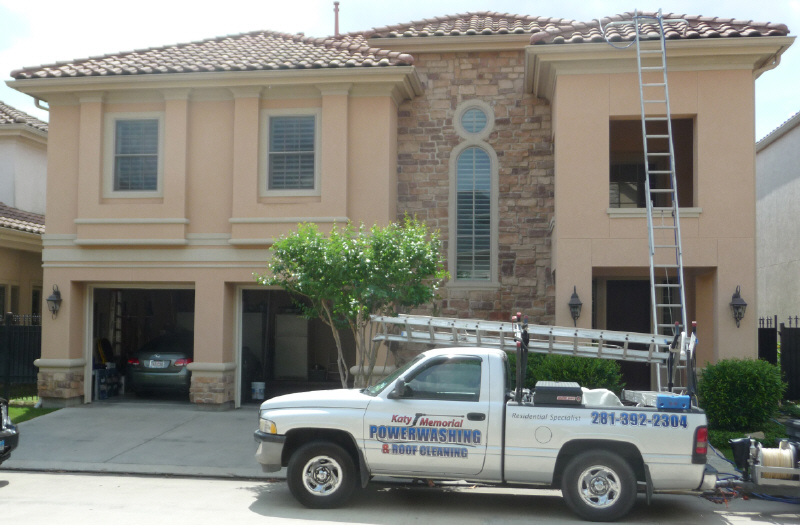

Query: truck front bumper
[254,431,286,473]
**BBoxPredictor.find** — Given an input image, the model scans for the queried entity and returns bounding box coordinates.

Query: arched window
[456,147,492,280]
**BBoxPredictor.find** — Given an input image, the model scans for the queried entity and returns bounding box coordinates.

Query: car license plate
[149,360,168,368]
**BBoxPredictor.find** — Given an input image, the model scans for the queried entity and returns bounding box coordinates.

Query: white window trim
[259,107,322,197]
[102,111,165,199]
[447,140,500,288]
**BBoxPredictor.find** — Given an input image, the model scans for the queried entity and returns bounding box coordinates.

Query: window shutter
[456,147,492,280]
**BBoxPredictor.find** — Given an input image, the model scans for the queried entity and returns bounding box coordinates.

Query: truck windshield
[363,355,424,396]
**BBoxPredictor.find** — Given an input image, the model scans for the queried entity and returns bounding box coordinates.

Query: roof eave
[757,111,800,152]
[525,36,795,100]
[0,226,43,252]
[0,125,48,144]
[7,66,423,104]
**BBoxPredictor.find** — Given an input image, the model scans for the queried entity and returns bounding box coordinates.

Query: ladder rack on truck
[371,314,697,402]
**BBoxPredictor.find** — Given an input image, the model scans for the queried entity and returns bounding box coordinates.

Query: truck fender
[346,434,371,488]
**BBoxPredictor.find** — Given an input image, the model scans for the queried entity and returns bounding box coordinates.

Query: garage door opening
[92,288,195,402]
[241,289,355,403]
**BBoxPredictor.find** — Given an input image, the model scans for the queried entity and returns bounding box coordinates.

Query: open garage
[239,289,355,404]
[91,288,195,401]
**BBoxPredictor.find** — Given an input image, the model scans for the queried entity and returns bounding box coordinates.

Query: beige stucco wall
[0,244,42,315]
[553,69,757,362]
[37,82,405,405]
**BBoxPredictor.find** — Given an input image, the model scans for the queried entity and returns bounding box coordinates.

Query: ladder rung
[645,135,669,139]
[653,226,677,230]
[655,284,681,288]
[645,117,669,121]
[648,189,673,193]
[651,207,675,211]
[657,304,683,308]
[642,83,666,87]
[654,264,679,268]
[641,66,664,71]
[657,323,679,327]
[648,170,672,174]
[647,152,670,156]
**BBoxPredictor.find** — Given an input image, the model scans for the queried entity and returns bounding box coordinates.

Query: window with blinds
[113,119,159,191]
[456,147,492,280]
[269,116,316,190]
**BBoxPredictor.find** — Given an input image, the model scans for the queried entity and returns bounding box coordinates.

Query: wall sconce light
[46,285,62,319]
[568,286,583,327]
[730,286,747,328]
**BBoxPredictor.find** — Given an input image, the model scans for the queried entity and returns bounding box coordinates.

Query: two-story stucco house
[0,102,47,317]
[8,11,793,408]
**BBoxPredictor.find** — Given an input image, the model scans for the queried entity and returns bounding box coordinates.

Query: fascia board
[757,111,800,152]
[0,126,47,145]
[0,227,43,253]
[525,36,795,100]
[7,66,423,101]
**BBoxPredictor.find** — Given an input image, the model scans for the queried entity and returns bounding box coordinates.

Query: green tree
[256,217,447,388]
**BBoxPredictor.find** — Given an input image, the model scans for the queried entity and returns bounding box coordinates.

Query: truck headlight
[259,418,277,434]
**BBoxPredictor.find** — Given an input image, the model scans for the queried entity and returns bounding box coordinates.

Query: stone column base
[188,363,235,409]
[34,359,87,407]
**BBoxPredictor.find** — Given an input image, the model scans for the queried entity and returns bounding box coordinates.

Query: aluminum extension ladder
[604,10,689,391]
[371,314,674,364]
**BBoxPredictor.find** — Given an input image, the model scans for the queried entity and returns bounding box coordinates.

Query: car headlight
[1,402,8,428]
[259,418,277,434]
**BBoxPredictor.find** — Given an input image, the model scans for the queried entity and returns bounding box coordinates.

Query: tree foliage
[256,217,448,387]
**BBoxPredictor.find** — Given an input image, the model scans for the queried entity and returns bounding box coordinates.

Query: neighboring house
[756,111,800,321]
[0,102,47,317]
[8,11,793,408]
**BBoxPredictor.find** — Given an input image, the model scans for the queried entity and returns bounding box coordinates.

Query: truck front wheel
[287,441,357,509]
[561,450,637,522]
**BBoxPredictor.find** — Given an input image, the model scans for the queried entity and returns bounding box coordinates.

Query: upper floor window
[609,118,694,209]
[103,112,165,198]
[456,147,492,280]
[260,108,321,197]
[449,100,498,286]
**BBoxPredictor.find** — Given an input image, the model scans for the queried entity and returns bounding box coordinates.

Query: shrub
[508,353,624,393]
[697,358,785,431]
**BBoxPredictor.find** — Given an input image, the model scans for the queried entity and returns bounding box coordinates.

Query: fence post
[3,312,12,400]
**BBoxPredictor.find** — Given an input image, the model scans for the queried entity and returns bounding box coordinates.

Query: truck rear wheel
[287,441,356,509]
[561,450,637,522]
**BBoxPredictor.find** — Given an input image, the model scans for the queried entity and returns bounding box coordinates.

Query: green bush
[508,353,624,393]
[708,420,788,450]
[697,358,785,431]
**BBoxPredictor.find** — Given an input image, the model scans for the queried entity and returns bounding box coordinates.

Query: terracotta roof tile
[11,31,414,80]
[358,11,789,43]
[0,203,45,235]
[0,102,48,132]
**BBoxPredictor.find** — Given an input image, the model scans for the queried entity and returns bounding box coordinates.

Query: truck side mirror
[388,378,407,399]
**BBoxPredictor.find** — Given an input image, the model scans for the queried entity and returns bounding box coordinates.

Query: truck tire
[287,441,357,509]
[561,450,637,522]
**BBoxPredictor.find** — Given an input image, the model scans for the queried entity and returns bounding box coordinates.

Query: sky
[0,0,797,140]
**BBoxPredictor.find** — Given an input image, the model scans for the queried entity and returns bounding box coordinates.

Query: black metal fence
[759,315,800,401]
[0,313,42,400]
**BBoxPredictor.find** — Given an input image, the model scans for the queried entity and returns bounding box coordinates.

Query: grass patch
[8,406,59,424]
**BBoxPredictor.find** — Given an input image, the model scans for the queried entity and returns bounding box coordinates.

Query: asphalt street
[1,471,798,525]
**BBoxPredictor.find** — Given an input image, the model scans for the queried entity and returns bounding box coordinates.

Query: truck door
[363,355,489,476]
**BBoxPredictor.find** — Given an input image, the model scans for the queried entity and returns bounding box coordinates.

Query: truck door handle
[467,412,485,421]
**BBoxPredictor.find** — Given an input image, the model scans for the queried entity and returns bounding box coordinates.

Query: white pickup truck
[254,347,710,521]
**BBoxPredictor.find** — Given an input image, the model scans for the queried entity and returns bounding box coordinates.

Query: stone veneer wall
[190,371,235,408]
[38,368,84,407]
[397,50,555,324]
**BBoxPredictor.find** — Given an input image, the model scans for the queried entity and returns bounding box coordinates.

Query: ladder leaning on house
[603,10,690,391]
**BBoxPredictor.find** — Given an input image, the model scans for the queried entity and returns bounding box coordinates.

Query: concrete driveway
[3,398,738,481]
[3,400,276,478]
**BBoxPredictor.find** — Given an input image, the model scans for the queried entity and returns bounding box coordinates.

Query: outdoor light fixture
[730,286,747,328]
[46,285,62,319]
[568,286,583,327]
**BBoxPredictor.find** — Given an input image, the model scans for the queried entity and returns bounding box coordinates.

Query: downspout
[33,97,49,112]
